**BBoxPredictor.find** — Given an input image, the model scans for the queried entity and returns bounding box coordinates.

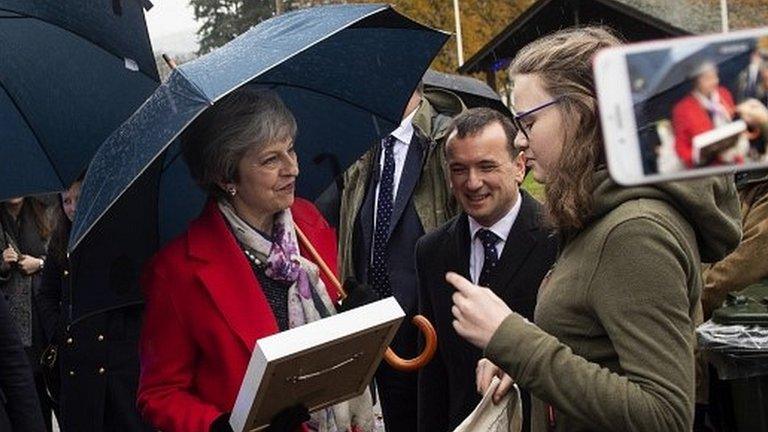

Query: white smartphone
[595,27,768,185]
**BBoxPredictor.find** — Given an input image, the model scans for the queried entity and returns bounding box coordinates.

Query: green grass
[521,173,544,201]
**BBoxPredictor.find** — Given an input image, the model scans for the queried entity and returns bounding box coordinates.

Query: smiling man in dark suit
[416,108,558,432]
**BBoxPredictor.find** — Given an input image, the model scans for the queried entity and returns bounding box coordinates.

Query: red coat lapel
[187,200,279,352]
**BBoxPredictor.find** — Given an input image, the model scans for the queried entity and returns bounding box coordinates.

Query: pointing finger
[446,272,476,294]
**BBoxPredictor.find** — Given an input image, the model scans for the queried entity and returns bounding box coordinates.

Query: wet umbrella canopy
[68,4,448,321]
[0,0,159,200]
[422,69,510,116]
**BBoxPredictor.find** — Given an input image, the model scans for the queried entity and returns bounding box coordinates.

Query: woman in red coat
[672,61,737,167]
[137,88,374,432]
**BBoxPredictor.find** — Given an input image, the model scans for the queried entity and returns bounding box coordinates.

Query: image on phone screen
[628,34,768,175]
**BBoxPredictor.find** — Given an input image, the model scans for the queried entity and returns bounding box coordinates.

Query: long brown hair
[1,197,52,240]
[509,27,621,231]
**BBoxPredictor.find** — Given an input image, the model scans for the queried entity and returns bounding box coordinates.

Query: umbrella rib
[258,81,401,125]
[0,78,65,187]
[0,8,159,82]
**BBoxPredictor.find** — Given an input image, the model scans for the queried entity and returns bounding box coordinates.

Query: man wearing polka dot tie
[335,84,466,432]
[415,108,558,432]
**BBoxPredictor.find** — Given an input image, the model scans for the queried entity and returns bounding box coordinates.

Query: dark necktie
[370,135,397,298]
[477,228,501,287]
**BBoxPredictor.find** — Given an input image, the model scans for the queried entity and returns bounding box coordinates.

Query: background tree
[379,0,534,73]
[190,0,277,54]
[189,0,534,71]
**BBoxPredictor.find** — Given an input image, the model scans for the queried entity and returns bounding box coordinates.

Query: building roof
[458,0,760,74]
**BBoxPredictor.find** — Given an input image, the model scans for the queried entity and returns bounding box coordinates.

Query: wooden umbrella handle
[294,224,346,298]
[294,224,437,371]
[382,316,437,372]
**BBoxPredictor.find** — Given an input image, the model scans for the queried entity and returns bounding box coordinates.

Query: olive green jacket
[337,89,464,281]
[485,170,741,432]
[702,179,768,318]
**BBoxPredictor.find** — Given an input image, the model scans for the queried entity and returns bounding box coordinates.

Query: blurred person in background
[672,61,743,167]
[0,292,46,431]
[0,196,53,431]
[38,177,153,432]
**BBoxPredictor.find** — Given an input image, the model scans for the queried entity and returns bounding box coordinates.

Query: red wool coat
[672,86,735,167]
[137,199,339,432]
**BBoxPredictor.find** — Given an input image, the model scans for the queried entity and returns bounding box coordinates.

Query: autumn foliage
[190,0,535,72]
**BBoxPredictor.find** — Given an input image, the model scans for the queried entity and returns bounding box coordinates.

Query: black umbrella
[0,0,159,200]
[68,4,448,328]
[423,69,511,116]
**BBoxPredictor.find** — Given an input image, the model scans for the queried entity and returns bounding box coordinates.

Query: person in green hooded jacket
[446,27,742,432]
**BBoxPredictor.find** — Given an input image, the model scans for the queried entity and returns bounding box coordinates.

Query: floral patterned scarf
[218,201,374,432]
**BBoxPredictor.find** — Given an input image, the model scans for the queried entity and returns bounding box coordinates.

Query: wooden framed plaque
[230,297,404,432]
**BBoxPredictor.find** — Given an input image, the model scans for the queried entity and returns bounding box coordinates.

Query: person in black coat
[0,291,46,431]
[0,197,54,431]
[416,109,558,432]
[37,180,151,432]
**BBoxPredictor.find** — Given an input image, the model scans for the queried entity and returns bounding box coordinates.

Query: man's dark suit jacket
[416,190,558,432]
[352,132,430,432]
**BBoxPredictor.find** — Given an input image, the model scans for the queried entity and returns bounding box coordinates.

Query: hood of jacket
[412,88,465,143]
[589,169,741,263]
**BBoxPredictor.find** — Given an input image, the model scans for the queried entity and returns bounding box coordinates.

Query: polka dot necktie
[370,135,397,298]
[477,228,501,288]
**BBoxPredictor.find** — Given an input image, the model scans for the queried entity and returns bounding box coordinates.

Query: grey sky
[145,0,201,55]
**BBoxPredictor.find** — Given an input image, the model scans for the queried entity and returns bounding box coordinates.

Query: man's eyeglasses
[511,97,562,141]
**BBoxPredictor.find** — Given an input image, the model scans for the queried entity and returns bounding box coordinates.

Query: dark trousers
[33,370,54,432]
[376,362,417,432]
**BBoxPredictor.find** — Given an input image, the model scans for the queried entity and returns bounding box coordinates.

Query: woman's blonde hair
[509,27,621,231]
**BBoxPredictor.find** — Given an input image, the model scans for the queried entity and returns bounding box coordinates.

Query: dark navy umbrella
[0,0,159,200]
[67,4,448,322]
[422,69,510,116]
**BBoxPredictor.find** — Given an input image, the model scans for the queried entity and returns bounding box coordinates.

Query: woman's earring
[226,186,237,196]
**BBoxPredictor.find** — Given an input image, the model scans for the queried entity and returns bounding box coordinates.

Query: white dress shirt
[467,191,523,284]
[371,108,418,233]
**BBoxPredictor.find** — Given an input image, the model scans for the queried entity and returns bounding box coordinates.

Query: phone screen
[625,33,768,175]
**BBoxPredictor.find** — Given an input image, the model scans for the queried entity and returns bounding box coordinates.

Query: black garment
[0,293,46,431]
[476,228,501,287]
[37,242,151,432]
[0,203,53,431]
[352,133,429,432]
[416,191,559,432]
[248,260,291,332]
[0,204,48,351]
[369,135,398,298]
